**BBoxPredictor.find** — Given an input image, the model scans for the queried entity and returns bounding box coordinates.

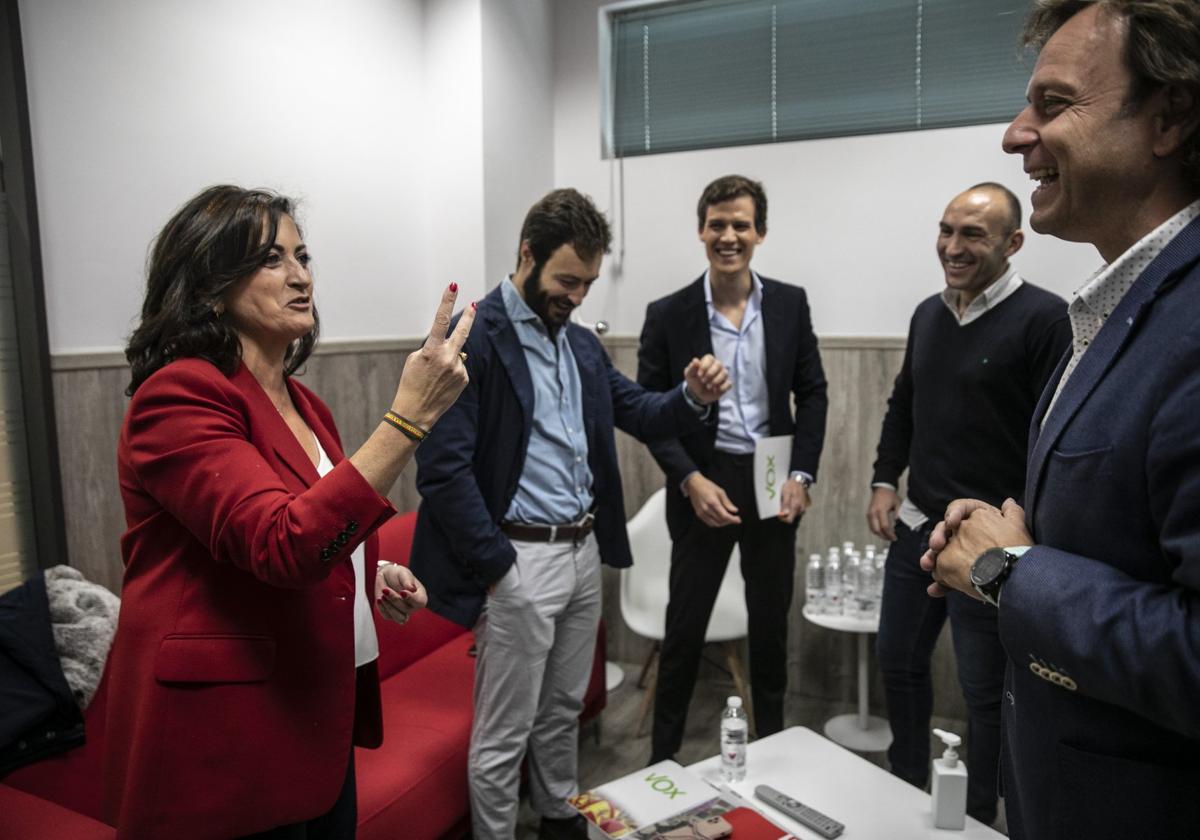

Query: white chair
[621,487,753,737]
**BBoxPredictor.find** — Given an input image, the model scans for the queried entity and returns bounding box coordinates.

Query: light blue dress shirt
[501,277,594,524]
[706,271,769,455]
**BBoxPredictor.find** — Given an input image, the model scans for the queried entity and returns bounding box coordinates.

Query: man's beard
[522,261,571,335]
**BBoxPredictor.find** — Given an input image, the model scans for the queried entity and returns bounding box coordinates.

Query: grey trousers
[469,534,602,840]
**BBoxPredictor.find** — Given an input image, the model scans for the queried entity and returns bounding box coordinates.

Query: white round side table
[802,605,893,752]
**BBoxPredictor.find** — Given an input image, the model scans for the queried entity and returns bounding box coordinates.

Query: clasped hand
[375,561,428,625]
[683,354,732,404]
[920,497,1032,599]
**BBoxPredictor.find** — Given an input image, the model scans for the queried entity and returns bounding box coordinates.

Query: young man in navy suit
[638,175,828,763]
[924,2,1200,837]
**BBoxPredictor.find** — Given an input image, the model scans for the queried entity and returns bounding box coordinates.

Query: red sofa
[1,512,607,839]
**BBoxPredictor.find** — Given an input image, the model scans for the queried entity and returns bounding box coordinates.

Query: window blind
[607,0,1032,157]
[0,197,38,594]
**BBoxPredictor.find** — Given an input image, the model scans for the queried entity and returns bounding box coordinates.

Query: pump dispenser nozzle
[932,728,962,766]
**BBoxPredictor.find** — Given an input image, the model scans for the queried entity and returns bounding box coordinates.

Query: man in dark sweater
[867,182,1070,826]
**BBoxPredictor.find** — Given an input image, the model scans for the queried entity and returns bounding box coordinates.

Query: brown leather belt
[501,514,595,544]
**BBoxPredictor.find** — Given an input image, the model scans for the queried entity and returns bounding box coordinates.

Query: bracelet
[383,410,429,443]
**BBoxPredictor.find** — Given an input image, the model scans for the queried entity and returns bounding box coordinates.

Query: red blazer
[103,359,396,838]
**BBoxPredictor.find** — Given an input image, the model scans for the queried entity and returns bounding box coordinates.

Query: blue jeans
[875,520,1006,824]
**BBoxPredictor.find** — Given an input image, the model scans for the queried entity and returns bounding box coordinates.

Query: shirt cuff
[789,471,814,487]
[680,382,711,418]
[871,482,897,491]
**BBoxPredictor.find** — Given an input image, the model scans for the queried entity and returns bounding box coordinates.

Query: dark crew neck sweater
[872,282,1072,520]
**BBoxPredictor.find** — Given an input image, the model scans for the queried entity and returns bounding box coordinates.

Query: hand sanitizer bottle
[931,728,967,830]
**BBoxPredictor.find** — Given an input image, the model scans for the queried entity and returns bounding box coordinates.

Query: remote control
[754,784,845,839]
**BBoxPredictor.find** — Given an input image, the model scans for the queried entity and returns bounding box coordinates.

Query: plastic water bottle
[719,696,748,782]
[805,554,824,614]
[843,551,860,614]
[857,552,877,618]
[824,552,843,615]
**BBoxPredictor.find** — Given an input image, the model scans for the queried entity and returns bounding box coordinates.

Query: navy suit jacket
[999,217,1200,838]
[637,275,827,539]
[411,284,709,628]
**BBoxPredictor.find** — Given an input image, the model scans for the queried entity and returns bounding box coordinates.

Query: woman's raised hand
[391,284,475,429]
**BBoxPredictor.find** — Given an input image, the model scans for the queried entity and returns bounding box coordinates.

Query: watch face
[971,548,1010,587]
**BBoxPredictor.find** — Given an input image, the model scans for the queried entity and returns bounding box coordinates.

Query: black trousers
[875,520,1005,825]
[650,451,798,762]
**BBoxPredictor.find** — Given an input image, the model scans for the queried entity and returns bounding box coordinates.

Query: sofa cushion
[0,784,115,839]
[1,669,109,822]
[356,632,475,840]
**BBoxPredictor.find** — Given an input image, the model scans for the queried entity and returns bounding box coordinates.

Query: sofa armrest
[0,784,116,839]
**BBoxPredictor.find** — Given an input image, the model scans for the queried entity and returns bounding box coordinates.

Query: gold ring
[459,352,468,363]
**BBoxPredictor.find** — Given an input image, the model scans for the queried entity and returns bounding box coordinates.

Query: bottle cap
[727,696,743,708]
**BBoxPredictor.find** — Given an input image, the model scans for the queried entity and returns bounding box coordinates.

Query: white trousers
[468,534,602,840]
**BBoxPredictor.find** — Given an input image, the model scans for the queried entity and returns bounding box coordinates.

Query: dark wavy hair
[514,188,613,269]
[1023,0,1200,187]
[125,185,319,395]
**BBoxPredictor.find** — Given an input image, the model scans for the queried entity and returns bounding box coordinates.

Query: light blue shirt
[501,277,593,524]
[706,271,769,454]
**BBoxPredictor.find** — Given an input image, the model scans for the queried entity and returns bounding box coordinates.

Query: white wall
[420,0,487,307]
[552,0,1102,336]
[481,0,555,285]
[22,0,471,353]
[23,0,1100,351]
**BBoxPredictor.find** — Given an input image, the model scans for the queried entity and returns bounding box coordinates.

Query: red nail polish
[471,301,477,310]
[398,590,409,599]
[450,282,458,293]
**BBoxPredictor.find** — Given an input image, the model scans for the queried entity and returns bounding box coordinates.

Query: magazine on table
[569,768,795,840]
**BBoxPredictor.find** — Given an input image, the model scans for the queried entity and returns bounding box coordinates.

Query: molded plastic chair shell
[621,488,748,643]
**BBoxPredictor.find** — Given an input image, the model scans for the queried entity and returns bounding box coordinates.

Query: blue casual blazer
[411,284,708,628]
[998,215,1200,838]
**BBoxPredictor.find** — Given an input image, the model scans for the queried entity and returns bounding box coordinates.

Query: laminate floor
[512,656,1006,838]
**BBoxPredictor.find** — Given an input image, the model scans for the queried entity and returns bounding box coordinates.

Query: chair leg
[636,641,660,689]
[635,650,659,738]
[724,641,756,739]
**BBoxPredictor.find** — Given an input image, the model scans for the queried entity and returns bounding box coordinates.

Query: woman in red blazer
[102,185,475,839]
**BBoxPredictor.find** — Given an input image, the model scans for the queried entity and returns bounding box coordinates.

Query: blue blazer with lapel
[410,285,709,628]
[997,217,1200,838]
[636,275,828,539]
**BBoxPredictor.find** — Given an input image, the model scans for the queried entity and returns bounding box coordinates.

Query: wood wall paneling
[52,334,969,722]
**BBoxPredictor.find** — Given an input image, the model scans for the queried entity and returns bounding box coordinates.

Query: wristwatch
[969,546,1029,607]
[789,471,813,489]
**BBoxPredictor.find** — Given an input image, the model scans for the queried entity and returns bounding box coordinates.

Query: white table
[802,606,891,752]
[688,727,1003,839]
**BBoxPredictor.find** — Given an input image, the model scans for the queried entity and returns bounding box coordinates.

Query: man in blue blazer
[411,189,729,840]
[638,175,827,762]
[923,2,1200,837]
